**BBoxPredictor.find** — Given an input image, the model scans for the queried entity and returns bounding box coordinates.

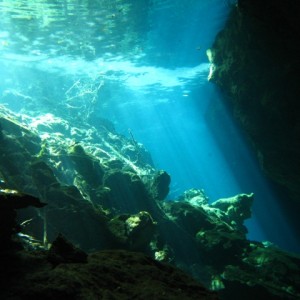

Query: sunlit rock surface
[1,106,300,299]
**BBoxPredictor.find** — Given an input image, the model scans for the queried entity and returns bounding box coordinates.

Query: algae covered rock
[0,248,218,300]
[1,99,299,299]
[179,188,210,207]
[108,211,157,251]
[220,242,300,299]
[195,227,249,268]
[68,143,105,188]
[162,201,216,236]
[0,114,42,192]
[211,193,253,233]
[163,192,252,269]
[103,170,151,213]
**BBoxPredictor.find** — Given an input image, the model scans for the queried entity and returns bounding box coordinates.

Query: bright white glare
[0,53,210,91]
[0,31,9,38]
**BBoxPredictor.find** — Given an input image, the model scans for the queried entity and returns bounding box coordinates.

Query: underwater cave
[0,0,299,299]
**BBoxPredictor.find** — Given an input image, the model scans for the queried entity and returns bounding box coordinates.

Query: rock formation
[1,106,299,299]
[208,0,300,222]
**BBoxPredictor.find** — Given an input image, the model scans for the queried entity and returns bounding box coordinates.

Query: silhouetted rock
[151,170,171,201]
[209,0,300,210]
[0,189,46,251]
[0,248,218,300]
[47,234,88,266]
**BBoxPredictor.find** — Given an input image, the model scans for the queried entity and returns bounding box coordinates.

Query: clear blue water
[0,0,299,253]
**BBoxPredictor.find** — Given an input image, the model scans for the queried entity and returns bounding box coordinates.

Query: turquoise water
[0,0,299,253]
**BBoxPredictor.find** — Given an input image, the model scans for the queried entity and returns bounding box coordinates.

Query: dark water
[0,0,299,253]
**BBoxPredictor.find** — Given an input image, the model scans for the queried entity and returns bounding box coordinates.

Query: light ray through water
[0,0,299,253]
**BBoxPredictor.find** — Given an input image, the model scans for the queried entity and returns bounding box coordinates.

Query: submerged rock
[0,248,218,300]
[150,170,171,201]
[209,0,300,217]
[47,234,88,266]
[103,170,154,214]
[108,211,157,251]
[211,193,253,233]
[68,143,105,188]
[220,242,300,300]
[162,191,300,298]
[0,189,46,210]
[1,105,299,299]
[179,188,210,207]
[0,189,46,251]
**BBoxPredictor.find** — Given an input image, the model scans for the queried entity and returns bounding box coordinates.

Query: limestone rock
[68,143,105,188]
[150,170,171,201]
[108,211,157,251]
[179,188,209,207]
[211,193,253,233]
[103,170,151,213]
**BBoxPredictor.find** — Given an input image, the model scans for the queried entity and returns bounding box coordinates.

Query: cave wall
[209,0,300,207]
